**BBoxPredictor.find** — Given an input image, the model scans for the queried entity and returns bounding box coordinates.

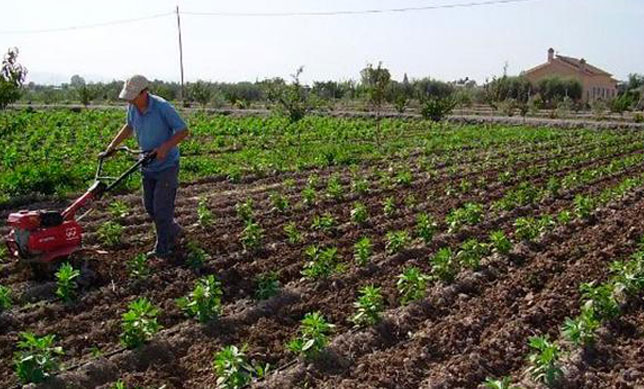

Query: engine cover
[10,220,82,261]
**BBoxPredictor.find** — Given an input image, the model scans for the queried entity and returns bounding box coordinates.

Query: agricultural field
[1,108,644,388]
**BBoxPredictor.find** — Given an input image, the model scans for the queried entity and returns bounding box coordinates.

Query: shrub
[13,332,63,384]
[120,298,162,348]
[177,275,223,323]
[287,312,334,359]
[419,96,456,122]
[350,285,384,327]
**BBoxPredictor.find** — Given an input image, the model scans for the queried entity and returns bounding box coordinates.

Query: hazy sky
[2,0,642,85]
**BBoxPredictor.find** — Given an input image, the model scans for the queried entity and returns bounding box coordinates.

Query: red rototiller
[4,147,155,273]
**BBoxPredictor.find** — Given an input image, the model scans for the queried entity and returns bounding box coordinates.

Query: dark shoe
[171,226,186,249]
[146,249,174,259]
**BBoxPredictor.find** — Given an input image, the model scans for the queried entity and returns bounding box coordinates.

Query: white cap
[119,75,149,100]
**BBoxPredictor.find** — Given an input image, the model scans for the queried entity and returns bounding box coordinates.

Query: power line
[0,12,174,35]
[182,0,539,17]
[1,0,539,35]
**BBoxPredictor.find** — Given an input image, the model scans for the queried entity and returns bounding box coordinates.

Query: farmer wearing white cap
[102,75,189,258]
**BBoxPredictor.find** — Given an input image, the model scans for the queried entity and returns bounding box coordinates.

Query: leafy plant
[561,306,599,347]
[397,267,430,305]
[213,344,267,389]
[13,332,63,384]
[416,213,437,245]
[395,169,413,187]
[383,196,397,218]
[580,281,620,321]
[97,221,124,247]
[430,247,458,283]
[556,210,572,225]
[55,262,80,303]
[404,194,417,210]
[326,175,344,201]
[350,285,384,327]
[177,275,223,323]
[302,246,343,280]
[269,192,289,213]
[456,239,488,270]
[446,203,483,233]
[354,237,373,266]
[311,213,336,233]
[301,185,317,207]
[186,241,210,269]
[254,271,280,300]
[489,230,512,255]
[351,178,369,195]
[287,312,335,359]
[108,200,130,220]
[351,202,369,225]
[235,199,254,222]
[283,222,303,244]
[127,253,150,280]
[197,197,214,227]
[573,194,595,219]
[514,217,541,241]
[120,297,162,348]
[240,221,264,251]
[525,335,563,387]
[385,230,410,254]
[482,376,519,389]
[0,284,12,311]
[419,96,456,122]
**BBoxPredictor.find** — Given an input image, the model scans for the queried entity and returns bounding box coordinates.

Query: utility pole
[176,5,185,103]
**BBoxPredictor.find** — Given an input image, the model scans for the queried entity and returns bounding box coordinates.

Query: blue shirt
[126,94,187,173]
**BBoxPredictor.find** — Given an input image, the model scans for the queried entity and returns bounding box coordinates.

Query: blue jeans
[142,164,181,255]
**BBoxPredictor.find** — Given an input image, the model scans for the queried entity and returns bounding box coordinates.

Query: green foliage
[0,284,12,311]
[269,192,290,213]
[611,258,644,297]
[416,213,437,245]
[351,177,369,195]
[287,312,335,359]
[265,67,313,123]
[301,185,317,207]
[536,76,583,106]
[120,298,161,348]
[311,213,336,233]
[561,307,599,347]
[177,275,223,323]
[419,96,457,122]
[254,272,280,300]
[283,222,303,244]
[446,202,484,233]
[55,262,80,303]
[385,230,410,254]
[197,197,214,227]
[382,196,397,218]
[354,237,373,266]
[482,376,519,389]
[557,210,572,225]
[397,267,430,305]
[111,379,126,389]
[189,80,213,107]
[351,202,369,225]
[350,285,384,327]
[580,282,620,321]
[430,247,458,283]
[514,217,541,242]
[186,241,210,269]
[526,335,563,387]
[395,169,413,187]
[573,194,595,219]
[235,199,255,222]
[213,344,267,389]
[456,239,489,270]
[97,221,124,247]
[489,230,512,255]
[240,221,264,251]
[325,175,344,201]
[108,200,130,220]
[13,332,63,384]
[360,62,391,113]
[302,246,343,280]
[127,253,150,280]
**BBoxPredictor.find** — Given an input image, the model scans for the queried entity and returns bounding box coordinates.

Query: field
[1,109,644,388]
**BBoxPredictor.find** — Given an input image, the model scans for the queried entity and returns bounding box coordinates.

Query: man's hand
[154,143,171,160]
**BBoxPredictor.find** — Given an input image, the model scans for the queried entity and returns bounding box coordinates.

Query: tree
[360,62,391,115]
[188,80,212,108]
[0,47,27,109]
[264,66,313,123]
[70,75,85,88]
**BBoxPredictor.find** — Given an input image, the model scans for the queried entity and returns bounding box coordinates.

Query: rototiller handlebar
[4,147,156,264]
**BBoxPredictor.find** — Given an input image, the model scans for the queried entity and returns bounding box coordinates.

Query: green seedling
[13,332,64,384]
[397,267,430,305]
[127,253,150,280]
[351,202,369,225]
[197,197,214,228]
[416,213,437,245]
[177,275,223,323]
[55,262,80,303]
[386,230,410,254]
[350,285,384,327]
[287,312,334,359]
[97,221,124,247]
[354,237,373,266]
[283,222,303,244]
[254,271,280,300]
[120,297,161,348]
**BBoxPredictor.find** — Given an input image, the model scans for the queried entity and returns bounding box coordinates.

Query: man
[102,75,189,258]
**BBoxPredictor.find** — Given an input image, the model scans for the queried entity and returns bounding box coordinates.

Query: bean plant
[354,237,373,266]
[386,230,410,254]
[311,213,336,233]
[482,376,519,389]
[489,230,512,255]
[127,253,150,279]
[525,335,563,387]
[326,175,344,201]
[13,332,64,384]
[431,247,458,283]
[561,306,599,347]
[416,213,437,245]
[446,202,483,233]
[235,199,254,222]
[397,267,430,305]
[302,246,343,280]
[573,194,595,219]
[287,312,335,359]
[351,202,369,225]
[187,241,210,269]
[254,271,280,300]
[213,344,267,389]
[55,262,80,303]
[351,178,369,195]
[456,239,488,270]
[240,221,264,251]
[301,185,317,207]
[350,285,384,327]
[177,275,223,323]
[120,297,161,349]
[0,285,12,311]
[269,192,289,213]
[197,197,214,228]
[97,221,124,247]
[383,196,397,218]
[108,200,130,220]
[283,222,303,244]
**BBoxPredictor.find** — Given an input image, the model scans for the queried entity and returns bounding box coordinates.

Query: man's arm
[106,124,134,152]
[155,128,190,160]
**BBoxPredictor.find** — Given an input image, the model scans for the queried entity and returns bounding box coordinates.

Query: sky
[1,0,642,85]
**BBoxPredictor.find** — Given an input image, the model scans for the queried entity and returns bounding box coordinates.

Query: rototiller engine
[4,147,155,269]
